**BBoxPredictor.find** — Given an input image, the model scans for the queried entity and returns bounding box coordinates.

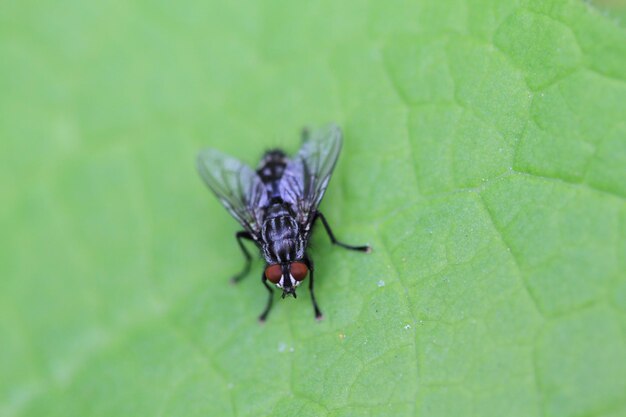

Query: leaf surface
[1,1,625,416]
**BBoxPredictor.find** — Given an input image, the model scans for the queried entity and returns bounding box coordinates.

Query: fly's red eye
[290,262,308,281]
[265,264,282,284]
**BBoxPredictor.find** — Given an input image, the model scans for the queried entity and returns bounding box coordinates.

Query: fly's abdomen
[257,150,287,200]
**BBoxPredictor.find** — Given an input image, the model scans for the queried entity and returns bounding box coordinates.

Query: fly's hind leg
[314,212,371,253]
[301,127,310,141]
[230,231,254,284]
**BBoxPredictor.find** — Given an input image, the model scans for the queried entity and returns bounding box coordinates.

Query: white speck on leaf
[377,280,385,287]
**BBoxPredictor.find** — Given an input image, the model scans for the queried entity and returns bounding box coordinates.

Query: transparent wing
[280,124,343,226]
[196,149,267,235]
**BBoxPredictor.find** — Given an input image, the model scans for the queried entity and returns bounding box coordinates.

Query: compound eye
[265,264,282,284]
[290,262,308,281]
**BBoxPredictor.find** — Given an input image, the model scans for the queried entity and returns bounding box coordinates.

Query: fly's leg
[301,127,310,141]
[259,273,274,322]
[304,256,322,320]
[230,231,254,284]
[315,212,371,253]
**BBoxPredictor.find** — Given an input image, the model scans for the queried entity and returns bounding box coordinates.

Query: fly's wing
[197,149,267,235]
[281,124,343,227]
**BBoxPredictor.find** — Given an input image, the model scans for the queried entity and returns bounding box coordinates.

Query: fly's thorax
[261,237,305,264]
[261,213,298,241]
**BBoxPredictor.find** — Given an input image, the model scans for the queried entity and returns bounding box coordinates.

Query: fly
[197,124,371,322]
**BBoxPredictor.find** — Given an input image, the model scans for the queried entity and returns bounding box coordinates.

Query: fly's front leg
[259,273,274,323]
[230,231,254,284]
[315,212,371,253]
[304,256,322,320]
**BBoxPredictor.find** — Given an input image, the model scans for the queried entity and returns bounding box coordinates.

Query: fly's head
[264,262,309,298]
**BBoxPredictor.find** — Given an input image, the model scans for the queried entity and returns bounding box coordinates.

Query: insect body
[197,125,370,321]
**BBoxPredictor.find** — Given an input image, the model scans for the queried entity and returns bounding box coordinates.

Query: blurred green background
[1,1,626,416]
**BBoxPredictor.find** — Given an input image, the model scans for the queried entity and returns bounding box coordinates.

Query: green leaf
[1,0,625,416]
